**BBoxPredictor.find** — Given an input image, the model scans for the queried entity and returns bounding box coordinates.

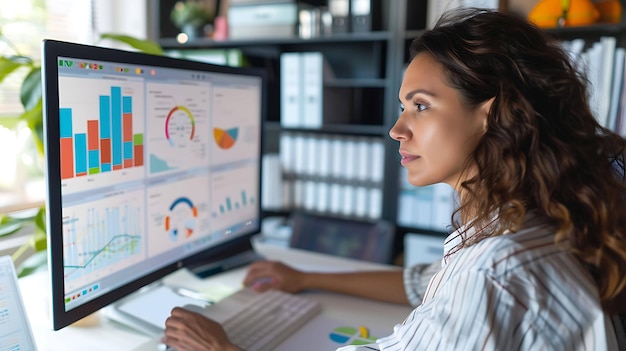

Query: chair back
[613,314,626,349]
[288,212,395,264]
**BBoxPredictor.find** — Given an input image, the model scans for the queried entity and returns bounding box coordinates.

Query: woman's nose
[389,115,408,141]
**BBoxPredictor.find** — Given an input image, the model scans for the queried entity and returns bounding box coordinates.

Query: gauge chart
[146,82,210,175]
[165,105,195,147]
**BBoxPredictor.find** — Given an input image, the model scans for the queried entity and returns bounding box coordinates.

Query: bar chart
[210,164,258,232]
[58,76,145,194]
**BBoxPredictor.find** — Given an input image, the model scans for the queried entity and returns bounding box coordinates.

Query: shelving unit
[150,0,626,260]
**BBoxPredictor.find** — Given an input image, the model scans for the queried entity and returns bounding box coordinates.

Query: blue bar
[100,96,110,139]
[226,197,232,211]
[111,86,122,167]
[241,191,247,206]
[101,163,111,172]
[89,150,99,169]
[219,205,224,214]
[75,133,87,175]
[60,108,73,138]
[123,96,132,113]
[124,141,133,160]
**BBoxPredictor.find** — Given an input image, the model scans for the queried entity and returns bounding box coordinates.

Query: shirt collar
[441,216,499,266]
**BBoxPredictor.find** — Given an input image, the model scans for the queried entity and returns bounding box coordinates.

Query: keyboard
[221,289,321,351]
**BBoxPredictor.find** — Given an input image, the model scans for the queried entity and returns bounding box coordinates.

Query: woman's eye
[416,103,427,112]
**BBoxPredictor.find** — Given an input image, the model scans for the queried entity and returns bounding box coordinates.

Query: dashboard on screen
[41,40,266,330]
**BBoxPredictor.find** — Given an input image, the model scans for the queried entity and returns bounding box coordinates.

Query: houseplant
[170,0,215,38]
[0,32,163,276]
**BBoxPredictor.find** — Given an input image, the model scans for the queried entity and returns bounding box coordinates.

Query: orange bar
[134,145,144,166]
[100,139,111,163]
[60,138,74,179]
[123,113,132,142]
[123,159,132,168]
[87,120,99,150]
[112,164,123,170]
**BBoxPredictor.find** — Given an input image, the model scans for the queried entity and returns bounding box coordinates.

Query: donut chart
[164,197,198,241]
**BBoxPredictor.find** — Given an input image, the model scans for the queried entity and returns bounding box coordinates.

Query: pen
[359,325,369,339]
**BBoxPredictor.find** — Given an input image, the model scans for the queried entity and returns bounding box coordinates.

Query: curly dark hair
[409,8,626,311]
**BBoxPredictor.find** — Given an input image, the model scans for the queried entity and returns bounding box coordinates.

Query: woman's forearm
[301,270,409,305]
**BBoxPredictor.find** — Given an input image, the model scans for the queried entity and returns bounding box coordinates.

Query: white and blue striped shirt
[339,214,619,350]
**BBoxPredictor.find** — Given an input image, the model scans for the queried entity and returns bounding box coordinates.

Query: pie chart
[329,326,377,345]
[213,127,239,149]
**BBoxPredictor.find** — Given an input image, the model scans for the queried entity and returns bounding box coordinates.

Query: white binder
[280,52,302,127]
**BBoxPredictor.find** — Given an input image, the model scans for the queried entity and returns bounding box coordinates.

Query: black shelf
[158,31,391,49]
[325,78,387,88]
[543,22,626,37]
[264,121,385,136]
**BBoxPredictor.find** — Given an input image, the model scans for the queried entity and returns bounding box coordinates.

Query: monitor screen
[41,40,266,330]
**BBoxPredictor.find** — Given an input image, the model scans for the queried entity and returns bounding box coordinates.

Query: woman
[162,8,626,350]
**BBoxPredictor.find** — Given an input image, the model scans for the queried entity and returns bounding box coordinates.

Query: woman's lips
[399,151,420,165]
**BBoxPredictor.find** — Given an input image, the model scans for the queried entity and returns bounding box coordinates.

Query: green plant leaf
[33,206,46,234]
[0,56,24,85]
[0,222,26,236]
[20,66,42,110]
[99,34,164,55]
[29,227,47,252]
[0,209,40,236]
[19,99,44,156]
[16,251,47,278]
[0,115,22,129]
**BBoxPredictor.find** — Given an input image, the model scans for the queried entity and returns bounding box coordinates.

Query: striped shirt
[338,214,619,351]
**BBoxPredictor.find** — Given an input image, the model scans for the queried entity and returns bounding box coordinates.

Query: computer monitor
[41,40,266,330]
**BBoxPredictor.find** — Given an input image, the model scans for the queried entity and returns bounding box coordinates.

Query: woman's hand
[243,260,306,293]
[162,307,243,351]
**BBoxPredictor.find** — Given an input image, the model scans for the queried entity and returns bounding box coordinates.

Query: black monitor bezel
[41,39,266,330]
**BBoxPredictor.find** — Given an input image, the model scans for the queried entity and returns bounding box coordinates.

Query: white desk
[20,243,414,351]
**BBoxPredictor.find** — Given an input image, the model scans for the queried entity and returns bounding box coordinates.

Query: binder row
[280,51,335,129]
[396,167,457,233]
[328,0,381,33]
[262,132,385,219]
[562,36,626,135]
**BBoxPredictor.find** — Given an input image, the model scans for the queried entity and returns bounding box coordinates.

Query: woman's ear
[479,97,495,132]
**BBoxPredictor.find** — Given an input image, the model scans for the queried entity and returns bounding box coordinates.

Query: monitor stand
[102,281,211,336]
[186,248,262,278]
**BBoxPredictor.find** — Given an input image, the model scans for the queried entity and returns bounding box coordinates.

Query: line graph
[63,190,146,291]
[63,233,141,270]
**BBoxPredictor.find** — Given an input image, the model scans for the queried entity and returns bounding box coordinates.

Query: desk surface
[20,242,414,351]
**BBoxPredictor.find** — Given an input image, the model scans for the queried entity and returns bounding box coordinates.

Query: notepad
[0,255,38,351]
